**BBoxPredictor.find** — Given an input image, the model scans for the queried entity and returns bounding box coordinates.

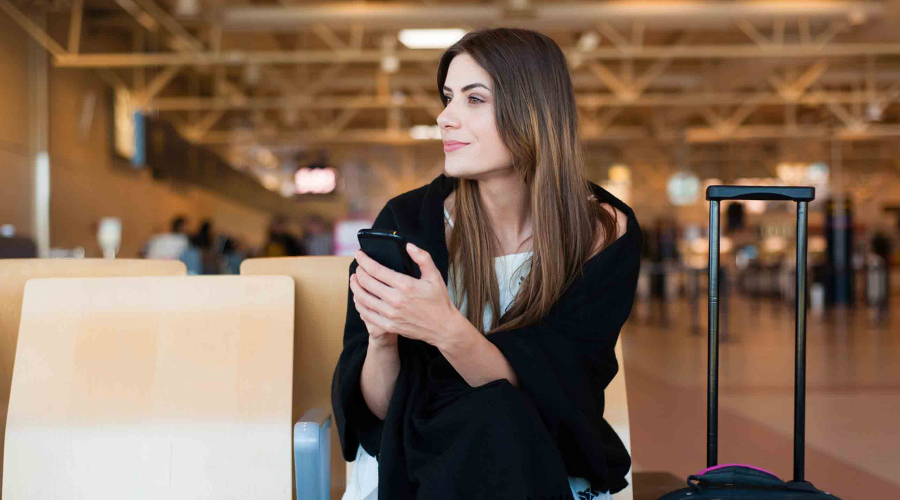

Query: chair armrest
[295,407,332,500]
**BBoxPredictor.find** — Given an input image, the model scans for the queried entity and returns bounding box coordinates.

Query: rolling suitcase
[658,186,842,500]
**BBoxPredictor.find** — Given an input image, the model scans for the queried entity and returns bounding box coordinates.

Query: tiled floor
[623,295,900,499]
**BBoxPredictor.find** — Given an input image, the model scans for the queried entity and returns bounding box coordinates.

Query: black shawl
[332,174,642,500]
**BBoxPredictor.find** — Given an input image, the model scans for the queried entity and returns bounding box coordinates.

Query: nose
[437,104,459,130]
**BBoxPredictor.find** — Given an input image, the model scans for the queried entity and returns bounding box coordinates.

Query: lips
[443,141,470,152]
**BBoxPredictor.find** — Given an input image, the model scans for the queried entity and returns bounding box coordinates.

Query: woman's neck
[445,172,532,256]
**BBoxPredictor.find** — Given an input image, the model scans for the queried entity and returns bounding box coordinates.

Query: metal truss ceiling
[3,0,900,148]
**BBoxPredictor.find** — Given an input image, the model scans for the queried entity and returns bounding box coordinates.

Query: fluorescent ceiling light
[175,0,200,17]
[577,31,600,52]
[399,29,466,49]
[381,55,400,74]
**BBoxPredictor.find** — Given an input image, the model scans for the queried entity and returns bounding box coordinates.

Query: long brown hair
[438,28,619,335]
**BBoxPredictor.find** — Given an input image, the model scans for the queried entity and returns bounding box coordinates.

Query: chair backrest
[0,258,186,496]
[608,341,633,500]
[240,256,354,498]
[3,275,294,500]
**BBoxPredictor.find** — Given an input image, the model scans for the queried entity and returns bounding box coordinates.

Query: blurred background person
[869,231,892,313]
[301,214,335,256]
[219,234,246,274]
[191,219,218,274]
[262,214,306,257]
[191,219,213,252]
[143,215,190,261]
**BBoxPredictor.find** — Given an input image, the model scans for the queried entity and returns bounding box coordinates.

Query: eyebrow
[442,83,491,93]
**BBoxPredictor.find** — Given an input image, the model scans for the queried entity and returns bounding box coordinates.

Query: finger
[358,304,393,332]
[356,250,415,289]
[353,294,382,328]
[349,273,364,299]
[406,243,441,282]
[351,274,381,308]
[354,298,377,322]
[356,267,401,303]
[353,274,399,319]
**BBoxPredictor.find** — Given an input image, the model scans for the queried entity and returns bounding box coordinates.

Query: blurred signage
[666,172,700,206]
[295,167,337,194]
[111,87,145,168]
[334,219,374,256]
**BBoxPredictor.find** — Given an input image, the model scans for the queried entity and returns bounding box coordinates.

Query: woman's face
[437,54,514,180]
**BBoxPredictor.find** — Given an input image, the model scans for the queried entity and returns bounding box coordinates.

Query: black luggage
[658,186,842,500]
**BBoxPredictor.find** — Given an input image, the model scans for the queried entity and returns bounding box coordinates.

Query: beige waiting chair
[242,256,634,500]
[3,275,294,500]
[241,256,354,500]
[608,342,634,500]
[0,259,186,495]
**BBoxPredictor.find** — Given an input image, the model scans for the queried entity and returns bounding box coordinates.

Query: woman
[332,28,642,500]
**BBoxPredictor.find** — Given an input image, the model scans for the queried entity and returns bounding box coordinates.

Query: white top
[340,208,611,500]
[443,206,533,332]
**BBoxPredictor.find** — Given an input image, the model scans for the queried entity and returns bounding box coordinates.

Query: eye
[442,95,452,107]
[467,95,484,104]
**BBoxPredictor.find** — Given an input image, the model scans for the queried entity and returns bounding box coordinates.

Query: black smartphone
[357,229,421,279]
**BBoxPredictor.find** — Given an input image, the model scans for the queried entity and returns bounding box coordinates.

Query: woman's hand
[349,243,461,349]
[350,271,398,348]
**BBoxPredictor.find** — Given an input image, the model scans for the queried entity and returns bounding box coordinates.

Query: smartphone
[357,229,421,279]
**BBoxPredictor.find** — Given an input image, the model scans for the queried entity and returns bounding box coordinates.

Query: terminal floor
[624,295,900,499]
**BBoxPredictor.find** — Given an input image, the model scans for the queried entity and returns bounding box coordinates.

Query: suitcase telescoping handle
[705,185,815,483]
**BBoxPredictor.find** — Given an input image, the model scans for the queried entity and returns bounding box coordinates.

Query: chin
[444,161,515,182]
[443,159,494,180]
[442,160,478,179]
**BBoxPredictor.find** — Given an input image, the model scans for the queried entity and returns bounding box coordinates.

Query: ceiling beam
[184,110,226,142]
[768,60,830,102]
[197,123,900,146]
[311,24,347,52]
[0,0,67,57]
[217,1,883,30]
[53,42,900,68]
[148,89,897,111]
[131,0,204,51]
[68,0,84,54]
[135,65,183,108]
[238,70,900,94]
[685,124,900,142]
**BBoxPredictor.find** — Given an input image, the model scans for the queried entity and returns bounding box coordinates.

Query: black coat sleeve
[331,203,398,461]
[484,228,642,492]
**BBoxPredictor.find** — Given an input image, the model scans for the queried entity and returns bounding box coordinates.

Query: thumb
[407,243,440,281]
